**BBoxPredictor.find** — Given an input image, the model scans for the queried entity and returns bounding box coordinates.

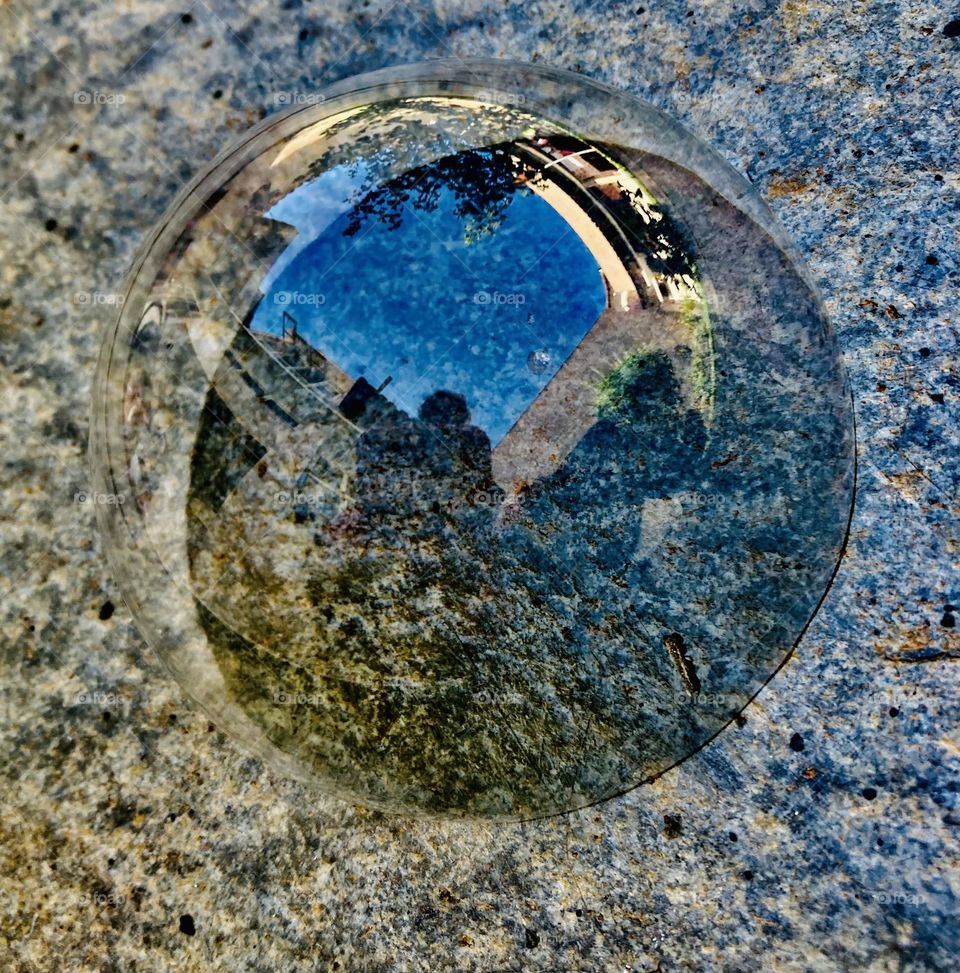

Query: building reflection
[181,127,714,504]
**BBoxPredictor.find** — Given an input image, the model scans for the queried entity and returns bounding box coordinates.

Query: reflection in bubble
[527,350,552,376]
[92,64,854,818]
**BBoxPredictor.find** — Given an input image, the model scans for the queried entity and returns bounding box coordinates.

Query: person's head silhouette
[597,348,682,425]
[419,389,471,428]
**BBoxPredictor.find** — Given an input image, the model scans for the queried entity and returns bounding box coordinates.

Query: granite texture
[0,2,958,972]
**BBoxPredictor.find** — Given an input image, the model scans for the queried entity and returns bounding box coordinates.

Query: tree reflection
[342,144,542,241]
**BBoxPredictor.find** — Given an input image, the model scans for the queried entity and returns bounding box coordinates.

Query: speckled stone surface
[1,2,957,972]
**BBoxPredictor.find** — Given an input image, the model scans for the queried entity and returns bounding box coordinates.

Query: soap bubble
[527,350,552,375]
[91,61,854,818]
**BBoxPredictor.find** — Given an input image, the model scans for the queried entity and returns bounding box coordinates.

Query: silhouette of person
[350,389,502,537]
[521,348,708,580]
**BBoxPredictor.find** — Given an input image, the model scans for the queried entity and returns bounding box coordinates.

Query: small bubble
[527,349,551,375]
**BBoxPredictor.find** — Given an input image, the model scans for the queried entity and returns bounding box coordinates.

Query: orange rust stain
[768,177,811,197]
[874,622,958,658]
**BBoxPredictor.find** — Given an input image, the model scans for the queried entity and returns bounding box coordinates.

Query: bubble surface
[92,61,854,818]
